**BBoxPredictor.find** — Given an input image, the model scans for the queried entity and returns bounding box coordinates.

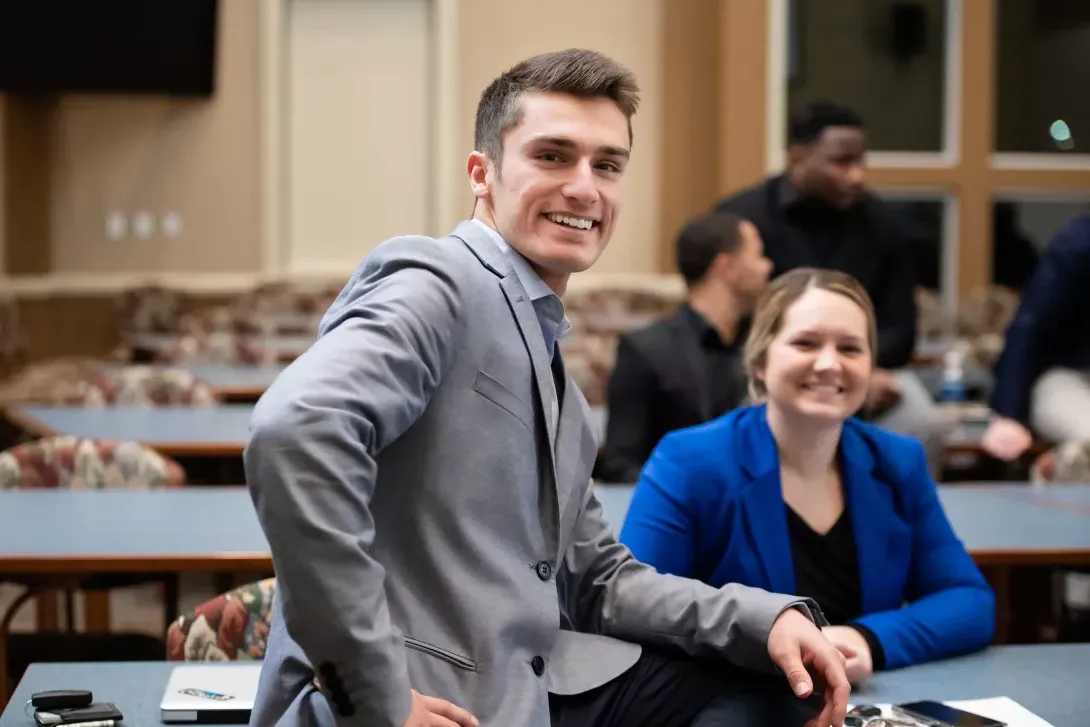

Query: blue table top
[11,404,253,456]
[2,646,1085,726]
[594,483,1090,565]
[857,643,1089,725]
[0,489,269,574]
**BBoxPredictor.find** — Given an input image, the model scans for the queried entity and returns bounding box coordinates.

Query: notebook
[160,663,263,724]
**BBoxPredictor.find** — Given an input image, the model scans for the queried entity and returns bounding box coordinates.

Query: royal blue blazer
[618,404,995,671]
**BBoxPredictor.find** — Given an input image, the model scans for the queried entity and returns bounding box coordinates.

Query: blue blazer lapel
[839,423,896,616]
[738,406,795,596]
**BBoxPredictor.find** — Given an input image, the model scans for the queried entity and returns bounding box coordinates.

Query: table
[4,404,253,458]
[857,643,1089,725]
[593,483,1090,567]
[3,646,1086,726]
[172,363,284,401]
[0,489,270,576]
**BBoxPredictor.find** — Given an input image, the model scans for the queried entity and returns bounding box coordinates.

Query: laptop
[160,663,263,724]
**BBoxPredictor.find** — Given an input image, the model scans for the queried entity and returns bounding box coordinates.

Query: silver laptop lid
[160,664,262,724]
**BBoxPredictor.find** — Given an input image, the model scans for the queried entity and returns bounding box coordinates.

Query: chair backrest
[0,293,28,368]
[1031,440,1090,484]
[0,436,186,490]
[117,285,185,337]
[166,579,277,661]
[100,366,220,406]
[0,358,111,407]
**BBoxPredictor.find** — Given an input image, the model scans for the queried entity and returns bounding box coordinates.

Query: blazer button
[531,655,546,676]
[535,561,553,581]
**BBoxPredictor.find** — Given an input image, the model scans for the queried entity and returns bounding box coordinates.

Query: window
[996,0,1090,154]
[991,197,1090,287]
[785,0,949,153]
[877,193,948,293]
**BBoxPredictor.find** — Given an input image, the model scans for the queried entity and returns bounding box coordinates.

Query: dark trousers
[549,649,822,727]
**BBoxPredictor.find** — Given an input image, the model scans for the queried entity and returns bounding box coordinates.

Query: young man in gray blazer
[245,48,850,727]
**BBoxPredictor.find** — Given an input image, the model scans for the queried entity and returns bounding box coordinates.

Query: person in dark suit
[620,268,994,685]
[595,211,772,483]
[713,101,948,476]
[982,213,1090,461]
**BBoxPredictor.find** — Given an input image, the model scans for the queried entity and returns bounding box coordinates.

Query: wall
[456,0,665,277]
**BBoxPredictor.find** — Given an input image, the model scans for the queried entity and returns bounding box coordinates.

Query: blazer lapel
[839,424,892,616]
[737,407,794,595]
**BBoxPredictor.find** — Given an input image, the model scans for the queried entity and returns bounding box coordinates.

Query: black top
[715,174,918,369]
[678,304,748,419]
[594,306,749,483]
[786,504,886,669]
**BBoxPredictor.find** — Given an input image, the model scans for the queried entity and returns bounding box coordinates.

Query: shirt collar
[472,219,554,303]
[471,219,572,351]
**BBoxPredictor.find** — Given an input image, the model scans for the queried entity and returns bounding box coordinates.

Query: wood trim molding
[718,0,769,196]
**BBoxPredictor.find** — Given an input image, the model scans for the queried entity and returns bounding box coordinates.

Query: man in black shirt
[595,211,772,482]
[714,101,948,475]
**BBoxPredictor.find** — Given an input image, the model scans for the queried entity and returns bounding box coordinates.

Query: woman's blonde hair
[743,267,877,401]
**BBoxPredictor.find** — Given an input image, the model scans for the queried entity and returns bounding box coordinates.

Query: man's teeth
[547,213,594,230]
[808,385,841,393]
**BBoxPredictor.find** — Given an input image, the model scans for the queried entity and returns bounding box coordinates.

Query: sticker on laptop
[179,688,235,701]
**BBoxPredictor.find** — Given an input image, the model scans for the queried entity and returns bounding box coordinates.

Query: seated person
[619,267,995,683]
[595,211,771,482]
[982,212,1090,462]
[714,101,948,476]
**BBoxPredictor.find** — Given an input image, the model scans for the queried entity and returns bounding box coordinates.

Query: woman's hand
[821,626,873,684]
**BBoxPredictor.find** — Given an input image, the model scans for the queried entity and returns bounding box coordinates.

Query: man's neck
[687,285,745,343]
[472,209,569,297]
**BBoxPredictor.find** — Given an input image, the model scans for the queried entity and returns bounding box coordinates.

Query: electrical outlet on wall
[132,210,156,240]
[162,211,183,239]
[105,211,127,240]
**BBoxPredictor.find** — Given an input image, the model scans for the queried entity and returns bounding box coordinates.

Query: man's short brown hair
[474,48,640,169]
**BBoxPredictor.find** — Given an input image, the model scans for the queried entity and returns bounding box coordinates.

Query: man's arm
[559,484,825,672]
[990,219,1090,422]
[873,210,919,369]
[245,237,468,727]
[595,335,661,483]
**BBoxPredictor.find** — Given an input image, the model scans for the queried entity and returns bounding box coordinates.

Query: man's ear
[467,151,491,201]
[786,143,811,169]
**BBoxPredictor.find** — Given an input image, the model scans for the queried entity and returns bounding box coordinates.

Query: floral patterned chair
[0,358,111,409]
[166,579,276,661]
[116,285,186,339]
[160,331,273,366]
[97,366,220,407]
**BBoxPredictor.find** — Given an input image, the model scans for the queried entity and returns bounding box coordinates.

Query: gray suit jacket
[245,221,823,727]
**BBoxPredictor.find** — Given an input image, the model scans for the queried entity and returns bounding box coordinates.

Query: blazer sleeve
[989,220,1090,422]
[850,442,995,670]
[558,480,826,674]
[245,237,468,727]
[617,436,703,578]
[596,335,662,483]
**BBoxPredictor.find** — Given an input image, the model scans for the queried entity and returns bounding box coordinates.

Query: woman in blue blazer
[619,268,994,683]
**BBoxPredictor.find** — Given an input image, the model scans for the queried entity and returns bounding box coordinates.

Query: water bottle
[939,345,967,403]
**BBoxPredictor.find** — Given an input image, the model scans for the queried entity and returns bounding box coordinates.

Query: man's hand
[767,608,850,727]
[981,416,1033,462]
[822,626,874,685]
[401,690,478,727]
[864,369,902,417]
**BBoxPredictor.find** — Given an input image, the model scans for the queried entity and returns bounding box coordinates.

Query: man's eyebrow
[528,135,630,160]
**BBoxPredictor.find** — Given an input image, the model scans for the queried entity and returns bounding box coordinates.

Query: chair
[0,294,28,375]
[166,579,276,661]
[97,366,220,407]
[0,437,186,702]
